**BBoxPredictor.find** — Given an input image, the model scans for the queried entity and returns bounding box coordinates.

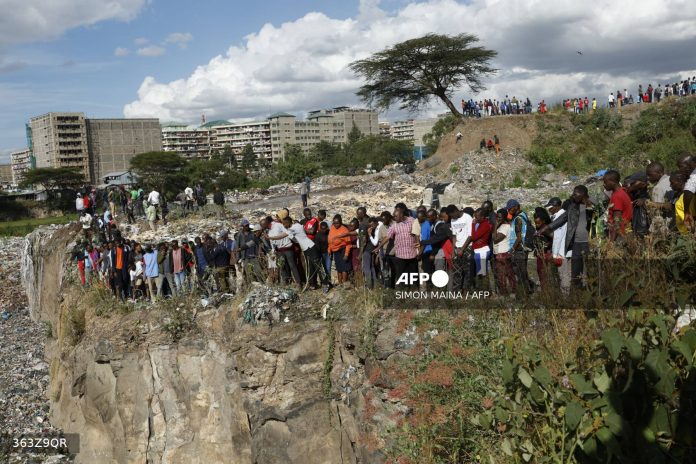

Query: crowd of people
[563,77,696,113]
[461,96,534,117]
[465,76,696,118]
[70,137,696,303]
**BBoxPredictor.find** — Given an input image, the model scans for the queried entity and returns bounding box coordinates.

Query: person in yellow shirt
[670,172,696,234]
[591,98,597,110]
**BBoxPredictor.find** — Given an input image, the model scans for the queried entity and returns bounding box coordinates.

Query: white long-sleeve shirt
[551,209,571,258]
[147,191,160,205]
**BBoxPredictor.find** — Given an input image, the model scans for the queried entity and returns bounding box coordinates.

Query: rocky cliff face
[22,227,408,464]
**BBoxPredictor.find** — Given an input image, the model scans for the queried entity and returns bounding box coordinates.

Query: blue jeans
[362,250,376,288]
[173,271,187,294]
[321,252,331,283]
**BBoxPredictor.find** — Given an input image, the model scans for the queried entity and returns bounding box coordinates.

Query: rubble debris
[239,282,297,325]
[0,237,73,463]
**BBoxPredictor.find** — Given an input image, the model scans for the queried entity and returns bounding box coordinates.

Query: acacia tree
[350,33,497,117]
[130,151,188,195]
[20,167,85,194]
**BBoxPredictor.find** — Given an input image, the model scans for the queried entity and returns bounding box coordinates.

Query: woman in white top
[493,209,516,295]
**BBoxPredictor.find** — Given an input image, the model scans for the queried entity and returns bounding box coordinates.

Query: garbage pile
[0,237,72,462]
[239,282,297,325]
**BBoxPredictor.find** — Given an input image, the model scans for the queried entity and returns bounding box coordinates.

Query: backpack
[515,213,537,252]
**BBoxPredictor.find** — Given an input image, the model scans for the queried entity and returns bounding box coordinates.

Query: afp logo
[395,270,449,287]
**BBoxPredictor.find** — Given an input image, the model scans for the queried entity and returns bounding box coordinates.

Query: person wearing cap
[235,219,263,284]
[266,210,302,287]
[506,199,533,295]
[538,185,595,289]
[545,197,571,294]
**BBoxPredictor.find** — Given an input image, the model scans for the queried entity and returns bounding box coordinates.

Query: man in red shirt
[603,170,633,240]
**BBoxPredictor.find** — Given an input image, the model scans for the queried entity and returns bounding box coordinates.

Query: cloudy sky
[1,0,695,162]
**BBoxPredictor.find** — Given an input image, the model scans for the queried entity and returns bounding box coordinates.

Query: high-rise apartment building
[269,107,379,159]
[161,124,211,158]
[379,122,392,137]
[207,120,273,164]
[28,112,90,179]
[86,118,162,183]
[10,148,32,186]
[25,112,161,184]
[164,107,380,162]
[388,117,443,146]
[390,120,416,142]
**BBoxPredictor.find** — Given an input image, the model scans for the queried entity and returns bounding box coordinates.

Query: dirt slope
[423,114,538,170]
[422,102,655,172]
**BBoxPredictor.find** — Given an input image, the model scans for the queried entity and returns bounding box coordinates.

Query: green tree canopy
[130,151,188,195]
[350,33,497,117]
[241,143,256,171]
[347,123,363,145]
[20,167,85,192]
[271,144,322,183]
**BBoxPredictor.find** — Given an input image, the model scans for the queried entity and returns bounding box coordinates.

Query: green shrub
[527,97,696,175]
[473,310,696,463]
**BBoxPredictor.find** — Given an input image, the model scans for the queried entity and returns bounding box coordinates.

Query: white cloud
[134,37,149,46]
[124,0,696,123]
[164,32,193,49]
[137,45,166,57]
[114,47,130,57]
[0,0,147,47]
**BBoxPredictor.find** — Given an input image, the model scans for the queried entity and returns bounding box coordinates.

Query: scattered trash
[239,282,297,325]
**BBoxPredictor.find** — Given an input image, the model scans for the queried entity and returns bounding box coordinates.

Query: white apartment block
[163,107,380,162]
[207,120,273,164]
[10,148,32,186]
[388,117,443,146]
[390,120,415,142]
[161,124,211,158]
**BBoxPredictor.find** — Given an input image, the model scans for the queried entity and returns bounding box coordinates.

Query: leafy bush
[527,97,696,175]
[160,299,197,342]
[473,310,696,463]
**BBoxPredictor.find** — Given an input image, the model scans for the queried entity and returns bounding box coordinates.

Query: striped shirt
[387,217,418,259]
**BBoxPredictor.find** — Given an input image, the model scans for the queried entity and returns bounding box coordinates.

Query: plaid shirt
[387,217,417,259]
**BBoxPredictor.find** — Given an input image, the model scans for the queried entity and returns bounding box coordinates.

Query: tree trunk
[439,94,463,118]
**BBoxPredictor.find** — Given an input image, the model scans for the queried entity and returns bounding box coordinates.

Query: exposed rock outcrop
[22,227,408,464]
